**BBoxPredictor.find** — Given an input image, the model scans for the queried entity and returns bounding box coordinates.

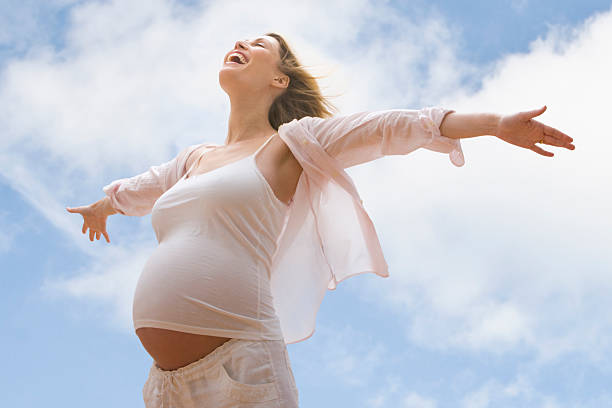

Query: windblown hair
[265,32,339,130]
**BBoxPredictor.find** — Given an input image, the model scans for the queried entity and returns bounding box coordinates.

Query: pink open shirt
[103,106,464,344]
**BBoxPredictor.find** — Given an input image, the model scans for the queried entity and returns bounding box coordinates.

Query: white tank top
[132,135,289,340]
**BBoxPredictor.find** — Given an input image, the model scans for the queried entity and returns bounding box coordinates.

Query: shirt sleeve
[300,106,465,168]
[102,144,199,216]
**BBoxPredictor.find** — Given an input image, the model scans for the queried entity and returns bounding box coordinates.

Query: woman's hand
[66,197,116,243]
[495,105,575,157]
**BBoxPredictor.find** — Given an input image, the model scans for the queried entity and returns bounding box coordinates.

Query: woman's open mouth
[225,52,248,65]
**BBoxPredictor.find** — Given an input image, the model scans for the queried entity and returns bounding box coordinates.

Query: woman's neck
[225,96,276,146]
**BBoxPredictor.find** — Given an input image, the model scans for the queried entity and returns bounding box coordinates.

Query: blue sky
[1,1,611,407]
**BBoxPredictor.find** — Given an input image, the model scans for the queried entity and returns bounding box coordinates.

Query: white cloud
[349,3,612,365]
[40,242,155,332]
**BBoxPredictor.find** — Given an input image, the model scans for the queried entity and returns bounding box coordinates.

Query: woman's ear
[273,75,289,89]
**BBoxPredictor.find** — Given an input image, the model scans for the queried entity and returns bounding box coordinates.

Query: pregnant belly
[133,238,261,371]
[136,327,231,371]
[133,238,261,322]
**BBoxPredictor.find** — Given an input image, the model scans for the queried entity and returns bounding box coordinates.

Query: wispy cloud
[460,375,563,408]
[40,242,155,332]
[318,324,387,387]
[402,392,438,408]
[365,375,438,408]
[0,208,23,253]
[510,0,529,13]
[350,2,612,366]
[289,323,387,388]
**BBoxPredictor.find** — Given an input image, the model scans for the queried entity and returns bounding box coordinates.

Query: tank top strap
[253,133,277,159]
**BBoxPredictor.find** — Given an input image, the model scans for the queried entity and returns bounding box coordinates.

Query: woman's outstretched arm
[299,105,573,170]
[300,106,464,169]
[440,105,575,156]
[66,143,203,243]
[101,144,198,217]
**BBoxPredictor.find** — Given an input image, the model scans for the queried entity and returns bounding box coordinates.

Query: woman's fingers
[68,205,112,243]
[530,144,554,157]
[538,132,567,149]
[85,226,110,243]
[543,125,574,150]
[543,123,571,141]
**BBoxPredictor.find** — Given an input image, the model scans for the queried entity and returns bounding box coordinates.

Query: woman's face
[218,35,286,97]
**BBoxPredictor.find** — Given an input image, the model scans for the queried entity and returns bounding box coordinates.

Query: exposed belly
[132,238,281,370]
[136,327,232,371]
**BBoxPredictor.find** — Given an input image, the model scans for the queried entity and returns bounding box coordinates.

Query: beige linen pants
[142,338,299,407]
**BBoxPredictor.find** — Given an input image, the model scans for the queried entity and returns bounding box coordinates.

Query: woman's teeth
[226,52,247,64]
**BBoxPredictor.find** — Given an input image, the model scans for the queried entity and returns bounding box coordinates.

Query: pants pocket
[217,341,280,403]
[219,362,279,403]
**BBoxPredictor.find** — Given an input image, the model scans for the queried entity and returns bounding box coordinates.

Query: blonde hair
[265,32,339,130]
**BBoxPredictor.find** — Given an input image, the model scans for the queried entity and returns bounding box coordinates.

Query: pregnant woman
[66,32,574,407]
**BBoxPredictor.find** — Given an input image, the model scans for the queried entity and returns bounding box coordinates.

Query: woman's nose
[234,40,247,50]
